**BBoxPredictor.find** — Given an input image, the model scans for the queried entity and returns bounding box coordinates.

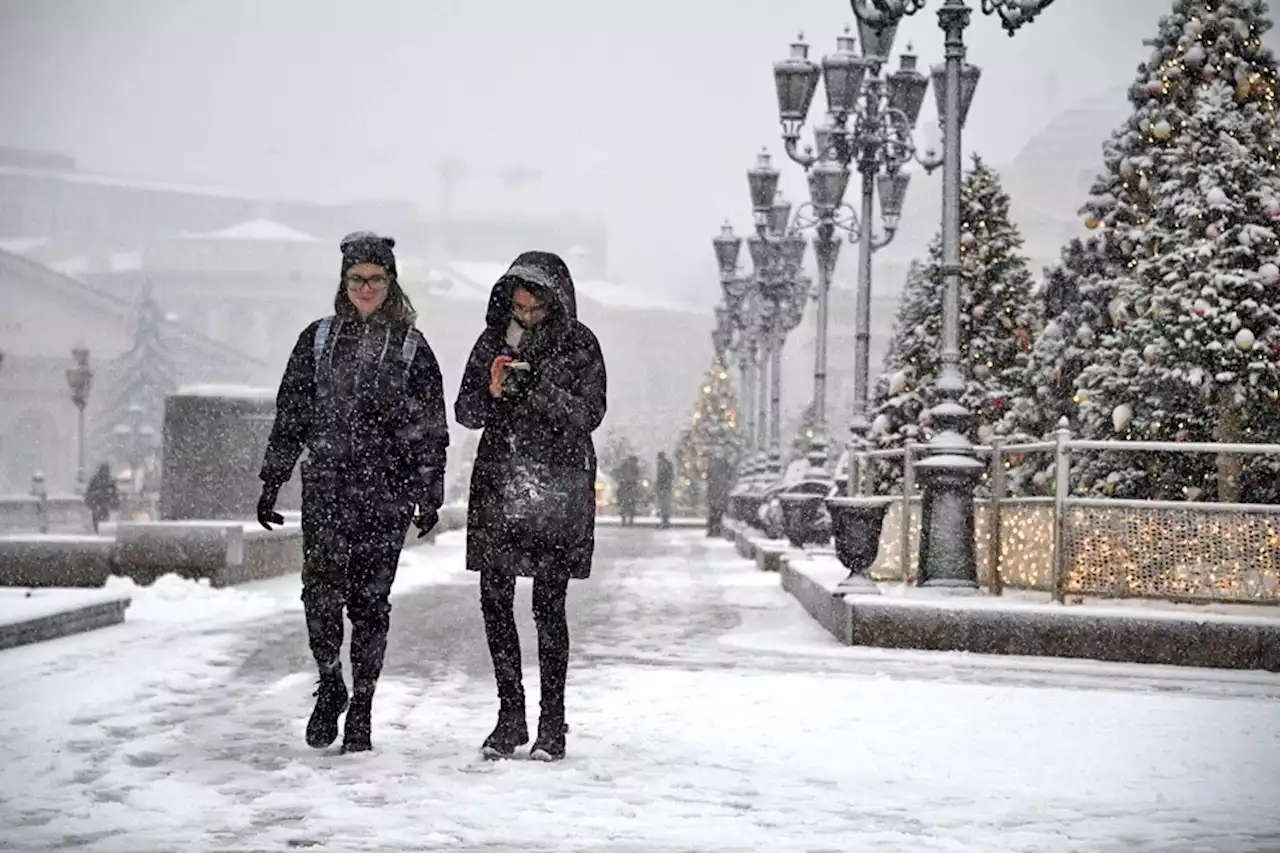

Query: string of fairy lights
[865,493,1280,602]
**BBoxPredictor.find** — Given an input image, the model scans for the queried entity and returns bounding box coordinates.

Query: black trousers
[301,471,413,695]
[480,569,570,721]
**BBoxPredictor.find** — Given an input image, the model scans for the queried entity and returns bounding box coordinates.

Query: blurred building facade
[0,149,707,489]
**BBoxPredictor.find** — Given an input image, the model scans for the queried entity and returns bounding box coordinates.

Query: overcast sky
[1,0,1274,300]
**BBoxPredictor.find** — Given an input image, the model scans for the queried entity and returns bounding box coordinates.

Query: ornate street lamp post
[772,28,928,483]
[745,168,811,484]
[715,163,812,529]
[714,222,758,455]
[851,0,1054,588]
[65,346,94,494]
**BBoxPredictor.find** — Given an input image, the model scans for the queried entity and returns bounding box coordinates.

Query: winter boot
[480,699,529,760]
[305,666,349,749]
[529,714,566,762]
[341,689,374,754]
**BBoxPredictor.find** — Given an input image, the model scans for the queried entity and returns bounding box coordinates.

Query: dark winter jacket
[260,311,449,510]
[655,455,674,494]
[614,456,641,506]
[455,251,607,579]
[85,465,119,516]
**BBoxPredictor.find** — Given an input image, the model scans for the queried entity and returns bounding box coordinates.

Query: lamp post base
[914,452,983,589]
[803,433,833,480]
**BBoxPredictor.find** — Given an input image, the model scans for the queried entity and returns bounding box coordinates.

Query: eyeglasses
[346,273,389,291]
[513,298,546,320]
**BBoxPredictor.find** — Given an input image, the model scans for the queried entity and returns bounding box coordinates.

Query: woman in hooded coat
[455,250,607,762]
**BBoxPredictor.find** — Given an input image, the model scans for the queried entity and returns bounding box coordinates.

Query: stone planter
[736,493,765,530]
[779,480,833,549]
[825,496,891,581]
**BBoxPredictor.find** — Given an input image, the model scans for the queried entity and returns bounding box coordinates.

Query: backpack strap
[401,329,420,382]
[313,315,335,376]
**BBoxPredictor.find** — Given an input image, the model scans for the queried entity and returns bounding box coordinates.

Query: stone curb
[780,554,1280,673]
[0,596,131,652]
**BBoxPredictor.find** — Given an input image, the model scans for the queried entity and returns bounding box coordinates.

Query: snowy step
[0,587,130,651]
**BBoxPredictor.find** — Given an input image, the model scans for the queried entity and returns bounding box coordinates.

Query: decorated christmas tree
[999,236,1130,494]
[868,157,1038,494]
[95,286,178,487]
[1070,0,1280,502]
[675,357,743,511]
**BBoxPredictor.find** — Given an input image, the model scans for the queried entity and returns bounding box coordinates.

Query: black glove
[257,483,285,531]
[413,506,439,538]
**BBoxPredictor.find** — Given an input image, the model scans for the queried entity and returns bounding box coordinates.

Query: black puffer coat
[260,312,449,510]
[455,252,608,579]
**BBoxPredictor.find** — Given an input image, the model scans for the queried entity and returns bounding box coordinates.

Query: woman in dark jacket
[455,250,607,762]
[257,232,449,754]
[85,462,119,532]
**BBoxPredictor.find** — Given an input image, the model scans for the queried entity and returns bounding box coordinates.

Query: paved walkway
[1,527,1278,852]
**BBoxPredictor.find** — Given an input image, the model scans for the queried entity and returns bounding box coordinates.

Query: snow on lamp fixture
[821,27,871,120]
[748,150,781,217]
[877,171,911,228]
[780,232,808,271]
[931,61,982,129]
[713,221,742,279]
[854,5,902,61]
[807,158,851,211]
[747,234,770,275]
[769,192,793,236]
[774,34,822,134]
[885,46,930,128]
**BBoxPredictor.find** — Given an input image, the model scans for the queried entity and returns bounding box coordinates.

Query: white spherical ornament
[1259,262,1280,285]
[961,231,977,248]
[1153,120,1173,140]
[1206,187,1228,207]
[1143,344,1159,364]
[972,305,987,321]
[1185,45,1206,66]
[1235,328,1256,351]
[1112,403,1134,433]
[1205,221,1222,240]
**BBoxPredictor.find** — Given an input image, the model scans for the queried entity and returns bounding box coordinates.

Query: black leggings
[480,570,570,720]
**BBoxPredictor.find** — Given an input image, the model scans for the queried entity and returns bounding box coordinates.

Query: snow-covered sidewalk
[1,529,1278,852]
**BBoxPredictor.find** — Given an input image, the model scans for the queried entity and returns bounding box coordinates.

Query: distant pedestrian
[706,454,734,537]
[257,231,449,754]
[655,451,674,529]
[455,250,607,762]
[84,462,119,533]
[615,454,641,526]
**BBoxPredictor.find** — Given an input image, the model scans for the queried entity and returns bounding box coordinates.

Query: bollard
[30,471,48,534]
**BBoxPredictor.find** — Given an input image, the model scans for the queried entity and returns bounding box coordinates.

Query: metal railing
[848,427,1280,605]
